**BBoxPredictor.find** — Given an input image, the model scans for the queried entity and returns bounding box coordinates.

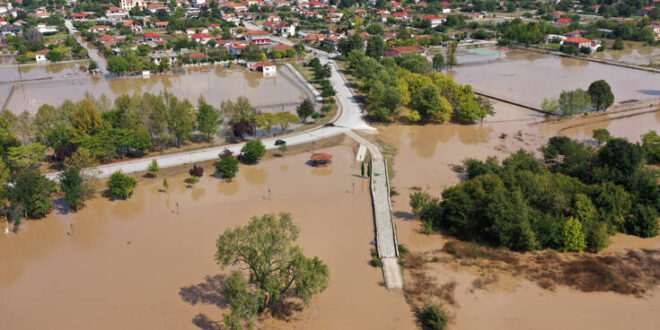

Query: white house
[120,0,144,11]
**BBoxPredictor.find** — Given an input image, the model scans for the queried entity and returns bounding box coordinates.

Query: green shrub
[216,151,239,180]
[240,140,266,164]
[416,304,448,330]
[107,171,137,200]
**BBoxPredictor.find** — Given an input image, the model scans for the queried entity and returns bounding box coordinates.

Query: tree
[107,55,130,74]
[240,139,266,164]
[432,53,445,71]
[196,98,221,141]
[8,168,56,219]
[612,38,624,50]
[215,150,239,180]
[366,35,385,59]
[59,167,88,211]
[147,159,160,177]
[641,130,660,164]
[337,34,363,56]
[588,80,614,111]
[106,171,137,200]
[558,89,592,115]
[222,97,256,139]
[296,99,315,122]
[446,41,457,68]
[167,97,196,147]
[592,128,611,145]
[215,213,329,327]
[561,217,586,252]
[625,205,658,238]
[7,142,46,170]
[411,85,452,122]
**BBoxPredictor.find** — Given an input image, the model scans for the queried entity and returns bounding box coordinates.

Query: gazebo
[309,153,332,166]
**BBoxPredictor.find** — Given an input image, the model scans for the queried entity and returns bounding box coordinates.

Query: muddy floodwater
[0,143,415,330]
[1,63,307,114]
[592,41,660,66]
[378,101,660,330]
[450,49,660,107]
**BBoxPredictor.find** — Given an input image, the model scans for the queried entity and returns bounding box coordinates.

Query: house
[248,60,277,77]
[384,45,425,57]
[143,32,161,42]
[106,6,129,19]
[561,37,601,53]
[191,33,212,44]
[556,17,573,26]
[155,20,169,29]
[35,53,47,62]
[422,15,445,28]
[36,24,58,35]
[120,0,144,11]
[71,12,91,20]
[264,21,295,37]
[188,52,208,62]
[149,50,177,66]
[391,11,410,22]
[99,34,118,47]
[229,42,248,56]
[245,29,272,45]
[652,22,660,41]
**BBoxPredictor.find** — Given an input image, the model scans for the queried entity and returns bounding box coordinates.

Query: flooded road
[1,64,307,113]
[378,101,660,330]
[451,49,660,107]
[0,143,415,330]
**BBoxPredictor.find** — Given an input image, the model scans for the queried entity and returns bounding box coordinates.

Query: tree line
[345,49,493,123]
[411,132,660,253]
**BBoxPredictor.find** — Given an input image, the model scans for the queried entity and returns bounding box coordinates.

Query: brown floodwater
[593,41,660,66]
[450,49,660,107]
[0,143,415,330]
[2,64,306,113]
[378,101,660,330]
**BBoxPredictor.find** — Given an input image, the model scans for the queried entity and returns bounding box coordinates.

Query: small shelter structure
[309,153,332,166]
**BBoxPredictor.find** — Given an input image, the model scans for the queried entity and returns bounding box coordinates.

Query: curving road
[45,44,372,179]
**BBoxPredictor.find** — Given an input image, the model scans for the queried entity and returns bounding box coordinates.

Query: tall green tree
[167,97,196,147]
[296,99,315,122]
[562,217,586,252]
[588,80,614,111]
[8,168,56,219]
[59,167,89,211]
[215,213,329,328]
[196,98,221,141]
[366,35,385,59]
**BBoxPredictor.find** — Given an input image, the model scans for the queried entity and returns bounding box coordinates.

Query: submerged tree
[215,214,329,328]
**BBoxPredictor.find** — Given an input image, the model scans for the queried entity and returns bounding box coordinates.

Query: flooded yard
[0,142,415,330]
[377,101,660,330]
[450,49,660,107]
[1,64,308,114]
[592,41,660,66]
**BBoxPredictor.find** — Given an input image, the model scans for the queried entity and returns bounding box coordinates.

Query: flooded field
[0,142,415,330]
[378,101,660,330]
[593,41,660,66]
[450,49,660,107]
[1,64,307,114]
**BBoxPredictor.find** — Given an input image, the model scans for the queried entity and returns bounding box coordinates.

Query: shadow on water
[179,274,230,308]
[192,313,222,330]
[638,89,660,96]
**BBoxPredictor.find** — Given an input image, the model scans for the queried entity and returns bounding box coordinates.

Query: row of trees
[541,80,615,115]
[346,50,492,123]
[411,133,659,252]
[3,93,302,171]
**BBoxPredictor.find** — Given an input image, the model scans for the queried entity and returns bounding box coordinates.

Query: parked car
[274,139,286,146]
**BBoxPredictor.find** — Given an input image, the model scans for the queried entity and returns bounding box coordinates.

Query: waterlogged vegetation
[411,133,659,253]
[214,213,329,329]
[345,50,493,123]
[541,80,615,115]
